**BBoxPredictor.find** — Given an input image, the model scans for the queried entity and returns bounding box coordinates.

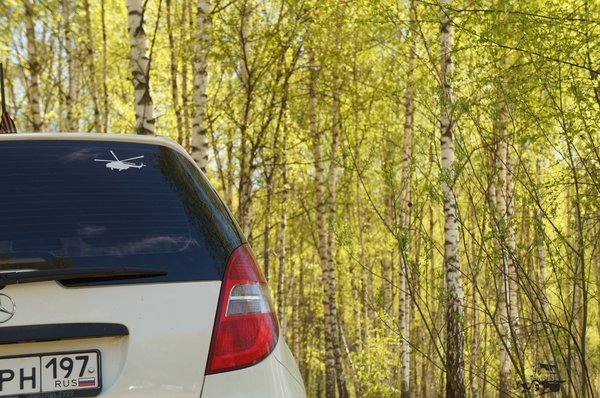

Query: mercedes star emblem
[0,293,16,323]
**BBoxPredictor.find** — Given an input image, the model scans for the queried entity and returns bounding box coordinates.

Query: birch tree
[126,0,155,135]
[237,0,254,237]
[535,158,555,370]
[166,0,184,144]
[439,1,466,396]
[22,0,43,131]
[83,0,102,131]
[399,1,417,395]
[494,62,514,397]
[308,42,348,398]
[2,0,599,395]
[308,45,332,397]
[191,0,211,170]
[327,75,348,398]
[62,0,79,132]
[100,0,109,133]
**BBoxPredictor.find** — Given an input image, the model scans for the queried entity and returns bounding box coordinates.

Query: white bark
[353,71,365,352]
[101,0,109,132]
[470,276,481,398]
[181,0,193,138]
[568,139,588,398]
[308,47,333,398]
[63,0,79,132]
[536,159,556,368]
[496,102,512,398]
[506,149,521,332]
[327,76,348,398]
[191,0,212,171]
[440,1,466,396]
[309,46,348,398]
[83,0,102,132]
[237,0,254,237]
[356,187,366,351]
[400,1,416,395]
[277,142,288,326]
[495,54,524,397]
[166,0,184,144]
[126,0,155,135]
[23,0,43,131]
[536,159,548,319]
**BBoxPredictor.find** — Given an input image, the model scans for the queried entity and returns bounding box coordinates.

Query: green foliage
[0,0,599,395]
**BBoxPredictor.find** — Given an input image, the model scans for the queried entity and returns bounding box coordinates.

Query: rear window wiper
[0,267,168,288]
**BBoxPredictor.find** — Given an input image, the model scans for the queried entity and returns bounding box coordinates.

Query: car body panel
[202,340,306,398]
[0,280,220,397]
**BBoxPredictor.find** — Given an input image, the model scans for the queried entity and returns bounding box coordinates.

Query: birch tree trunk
[495,99,513,398]
[293,251,302,363]
[308,46,347,398]
[495,52,528,395]
[57,44,65,132]
[470,275,481,398]
[566,137,589,398]
[62,0,79,132]
[181,0,193,140]
[352,54,365,353]
[101,0,109,132]
[237,0,254,237]
[277,153,287,325]
[83,0,102,132]
[468,208,485,398]
[400,1,416,395]
[381,139,393,323]
[506,148,521,336]
[191,0,211,171]
[126,0,155,135]
[594,224,600,352]
[440,1,466,396]
[308,47,334,398]
[23,0,43,131]
[327,76,348,398]
[263,173,274,281]
[536,159,548,320]
[225,139,234,208]
[276,73,291,327]
[535,159,556,368]
[356,166,366,354]
[166,0,184,145]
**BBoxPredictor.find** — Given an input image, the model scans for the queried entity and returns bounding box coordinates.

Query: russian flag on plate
[79,377,96,387]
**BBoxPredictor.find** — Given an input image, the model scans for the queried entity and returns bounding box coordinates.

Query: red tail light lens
[205,244,279,374]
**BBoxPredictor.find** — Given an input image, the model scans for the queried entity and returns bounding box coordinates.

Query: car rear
[0,133,305,398]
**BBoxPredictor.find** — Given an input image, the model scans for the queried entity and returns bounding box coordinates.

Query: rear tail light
[205,244,279,374]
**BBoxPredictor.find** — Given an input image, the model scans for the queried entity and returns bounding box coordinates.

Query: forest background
[0,0,599,397]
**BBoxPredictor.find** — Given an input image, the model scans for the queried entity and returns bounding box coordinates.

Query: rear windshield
[0,139,243,284]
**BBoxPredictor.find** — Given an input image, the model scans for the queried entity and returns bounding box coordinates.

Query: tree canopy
[1,0,599,396]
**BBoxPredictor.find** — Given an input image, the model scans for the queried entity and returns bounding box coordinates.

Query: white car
[0,133,306,398]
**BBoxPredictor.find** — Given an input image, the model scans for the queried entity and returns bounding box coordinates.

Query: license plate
[0,350,101,397]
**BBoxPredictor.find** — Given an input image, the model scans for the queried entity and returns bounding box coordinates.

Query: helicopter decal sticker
[94,151,146,171]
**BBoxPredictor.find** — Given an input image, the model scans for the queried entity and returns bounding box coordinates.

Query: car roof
[0,133,193,164]
[0,132,175,146]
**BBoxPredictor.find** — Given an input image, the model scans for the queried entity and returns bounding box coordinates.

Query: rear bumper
[201,339,306,398]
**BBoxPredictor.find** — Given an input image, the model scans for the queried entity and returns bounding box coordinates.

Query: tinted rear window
[0,139,243,284]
